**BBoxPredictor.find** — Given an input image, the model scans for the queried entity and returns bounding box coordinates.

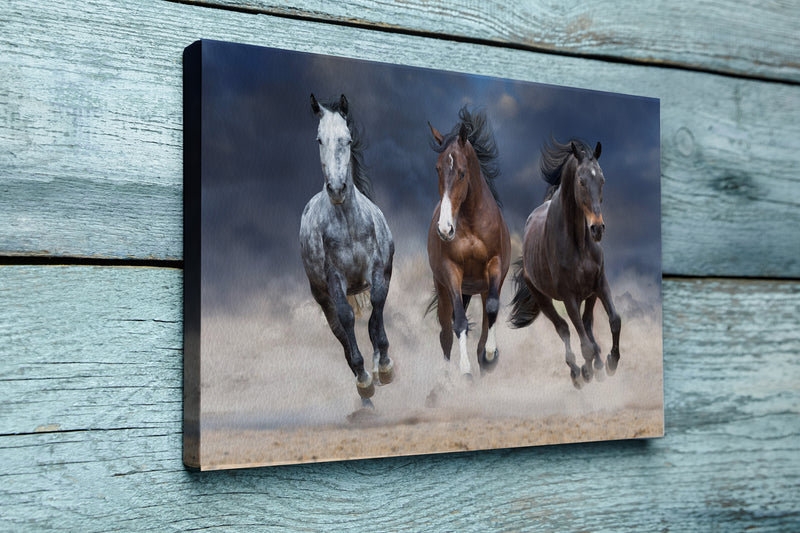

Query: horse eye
[579,178,586,188]
[459,170,465,180]
[317,138,322,145]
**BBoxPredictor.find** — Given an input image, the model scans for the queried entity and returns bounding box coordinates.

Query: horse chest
[563,257,600,297]
[324,218,373,278]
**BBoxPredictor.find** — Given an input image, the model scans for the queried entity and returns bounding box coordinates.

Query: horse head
[311,93,352,205]
[429,121,472,242]
[571,141,605,242]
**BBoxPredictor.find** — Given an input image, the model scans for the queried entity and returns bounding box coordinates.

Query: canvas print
[183,39,663,470]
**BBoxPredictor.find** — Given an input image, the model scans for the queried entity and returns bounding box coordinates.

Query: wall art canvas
[183,39,664,470]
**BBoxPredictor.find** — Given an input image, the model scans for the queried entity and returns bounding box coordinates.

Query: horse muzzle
[437,224,455,242]
[326,182,346,204]
[590,222,605,242]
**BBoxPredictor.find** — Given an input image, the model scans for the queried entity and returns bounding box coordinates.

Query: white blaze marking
[591,169,596,176]
[448,153,453,170]
[458,331,471,375]
[485,324,497,360]
[438,195,454,236]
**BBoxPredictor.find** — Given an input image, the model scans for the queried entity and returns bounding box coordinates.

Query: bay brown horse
[427,107,511,378]
[509,138,620,388]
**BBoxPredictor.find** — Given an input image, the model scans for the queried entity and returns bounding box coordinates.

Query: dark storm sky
[197,40,661,310]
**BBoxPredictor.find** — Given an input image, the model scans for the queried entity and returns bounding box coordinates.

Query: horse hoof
[361,397,374,409]
[607,352,620,376]
[581,364,593,383]
[569,363,583,389]
[463,372,474,382]
[479,348,499,373]
[425,389,439,408]
[357,375,374,399]
[594,367,606,382]
[592,355,605,381]
[378,360,394,384]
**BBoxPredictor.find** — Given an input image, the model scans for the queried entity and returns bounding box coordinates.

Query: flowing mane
[430,106,502,207]
[540,137,594,200]
[319,96,373,202]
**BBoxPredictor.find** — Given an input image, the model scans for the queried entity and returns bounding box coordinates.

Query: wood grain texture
[1,266,798,530]
[192,0,800,82]
[1,1,799,276]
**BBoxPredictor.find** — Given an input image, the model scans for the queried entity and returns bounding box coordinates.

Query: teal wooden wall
[2,1,798,530]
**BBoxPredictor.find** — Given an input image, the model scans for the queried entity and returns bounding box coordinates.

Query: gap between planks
[1,258,797,283]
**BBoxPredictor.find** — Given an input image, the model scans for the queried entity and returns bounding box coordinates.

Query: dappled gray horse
[300,94,395,403]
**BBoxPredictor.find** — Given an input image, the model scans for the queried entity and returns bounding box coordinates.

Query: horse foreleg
[369,263,393,385]
[563,297,600,384]
[478,256,503,373]
[582,295,605,379]
[434,279,454,363]
[440,270,471,378]
[323,274,373,399]
[535,290,582,389]
[597,275,621,375]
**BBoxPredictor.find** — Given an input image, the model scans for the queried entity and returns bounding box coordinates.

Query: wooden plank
[1,266,798,529]
[1,0,799,276]
[193,0,800,83]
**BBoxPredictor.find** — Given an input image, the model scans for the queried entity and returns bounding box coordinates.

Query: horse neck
[336,167,368,219]
[461,147,489,216]
[556,162,587,251]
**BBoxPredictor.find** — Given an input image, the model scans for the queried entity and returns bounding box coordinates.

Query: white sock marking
[485,324,497,360]
[458,331,471,375]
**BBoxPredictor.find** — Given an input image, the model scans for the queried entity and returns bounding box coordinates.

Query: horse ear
[428,121,444,146]
[594,142,602,160]
[570,141,582,160]
[339,94,348,117]
[310,93,321,116]
[458,122,469,146]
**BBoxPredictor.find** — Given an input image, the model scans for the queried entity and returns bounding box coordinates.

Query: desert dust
[197,242,663,470]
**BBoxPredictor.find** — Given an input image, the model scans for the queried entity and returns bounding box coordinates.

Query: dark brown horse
[427,108,511,378]
[509,138,620,388]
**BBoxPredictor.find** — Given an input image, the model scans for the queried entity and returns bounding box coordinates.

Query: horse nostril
[448,227,455,238]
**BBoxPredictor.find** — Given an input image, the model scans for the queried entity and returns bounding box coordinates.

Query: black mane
[321,97,373,202]
[431,106,502,207]
[540,137,593,201]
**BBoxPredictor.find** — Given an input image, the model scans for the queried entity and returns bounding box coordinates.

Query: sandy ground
[196,250,664,470]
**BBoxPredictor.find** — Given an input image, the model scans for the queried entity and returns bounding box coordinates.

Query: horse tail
[424,288,438,317]
[508,257,540,328]
[347,291,370,319]
[424,286,475,332]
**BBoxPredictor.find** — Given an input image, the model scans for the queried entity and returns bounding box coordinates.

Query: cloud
[197,42,662,313]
